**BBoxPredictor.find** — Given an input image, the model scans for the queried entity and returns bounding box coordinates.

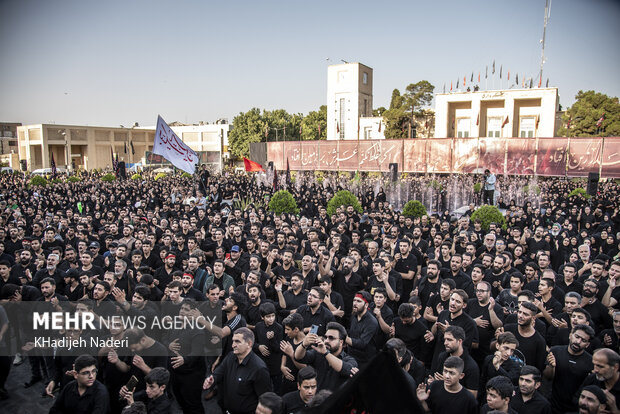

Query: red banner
[567,138,602,177]
[479,138,505,174]
[536,138,567,176]
[267,142,285,170]
[602,137,620,178]
[317,141,338,170]
[403,140,427,173]
[379,140,403,172]
[426,139,452,173]
[452,138,479,173]
[506,138,536,175]
[299,141,318,170]
[337,141,360,171]
[358,141,383,171]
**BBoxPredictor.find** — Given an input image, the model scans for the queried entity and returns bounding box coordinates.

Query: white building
[434,87,560,138]
[326,63,376,140]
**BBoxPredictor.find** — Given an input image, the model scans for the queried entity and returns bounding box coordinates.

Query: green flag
[77,202,83,214]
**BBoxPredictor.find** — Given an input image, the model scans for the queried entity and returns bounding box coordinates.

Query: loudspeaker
[117,161,127,179]
[587,172,599,196]
[389,163,398,182]
[20,160,27,171]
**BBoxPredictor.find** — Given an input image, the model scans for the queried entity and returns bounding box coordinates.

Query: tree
[228,108,265,159]
[373,107,387,117]
[557,90,620,137]
[383,81,435,139]
[301,105,327,140]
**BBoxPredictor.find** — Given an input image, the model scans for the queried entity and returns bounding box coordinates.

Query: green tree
[301,105,327,140]
[557,90,620,137]
[383,81,435,139]
[228,108,265,159]
[373,107,387,117]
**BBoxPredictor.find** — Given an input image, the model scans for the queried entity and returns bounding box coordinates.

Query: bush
[181,172,192,178]
[327,190,363,217]
[155,172,167,181]
[470,205,506,231]
[101,173,116,182]
[50,178,63,184]
[473,182,482,193]
[67,176,80,183]
[523,185,541,195]
[268,190,299,215]
[402,200,427,218]
[568,187,591,199]
[131,173,142,180]
[314,171,325,185]
[430,180,443,191]
[29,175,47,187]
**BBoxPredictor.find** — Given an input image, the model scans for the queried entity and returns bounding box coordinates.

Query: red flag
[299,125,302,135]
[318,125,321,137]
[567,117,571,129]
[463,76,466,86]
[507,70,510,80]
[502,115,509,127]
[378,121,382,132]
[478,72,480,82]
[450,81,453,92]
[535,114,540,129]
[538,77,542,88]
[476,113,479,126]
[597,113,605,128]
[336,122,340,133]
[243,157,264,172]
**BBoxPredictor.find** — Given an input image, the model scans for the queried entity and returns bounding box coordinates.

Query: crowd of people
[0,166,619,414]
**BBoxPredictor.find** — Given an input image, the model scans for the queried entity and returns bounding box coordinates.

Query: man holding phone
[120,367,172,413]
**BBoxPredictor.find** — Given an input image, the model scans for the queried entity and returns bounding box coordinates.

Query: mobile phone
[225,253,231,260]
[119,375,139,401]
[310,325,319,335]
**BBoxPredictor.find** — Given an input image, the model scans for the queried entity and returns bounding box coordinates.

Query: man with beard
[179,271,205,301]
[466,281,504,365]
[247,284,273,329]
[366,258,398,307]
[415,260,442,308]
[79,251,104,280]
[0,260,20,291]
[579,348,620,412]
[432,325,480,397]
[275,272,308,319]
[206,259,236,298]
[271,248,298,284]
[582,278,613,334]
[572,386,609,414]
[501,302,547,372]
[294,321,357,392]
[536,278,563,325]
[527,227,551,261]
[319,254,363,327]
[443,255,474,299]
[154,253,177,289]
[509,365,552,414]
[299,255,318,291]
[33,253,66,291]
[556,263,583,295]
[295,287,335,337]
[10,249,36,286]
[486,255,508,297]
[545,324,595,414]
[345,291,378,368]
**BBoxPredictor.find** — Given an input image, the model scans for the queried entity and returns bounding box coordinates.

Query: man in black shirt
[394,239,418,299]
[433,325,480,397]
[502,301,547,372]
[295,287,335,337]
[544,324,595,414]
[49,354,110,414]
[345,290,378,367]
[120,367,172,414]
[509,365,552,414]
[467,281,504,365]
[282,366,317,414]
[203,327,272,414]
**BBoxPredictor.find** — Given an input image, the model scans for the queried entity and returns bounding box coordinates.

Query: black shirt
[347,310,378,364]
[296,348,357,392]
[295,304,335,337]
[282,390,308,413]
[466,299,505,354]
[212,351,272,414]
[49,379,110,414]
[434,350,480,392]
[504,324,547,372]
[426,380,478,414]
[548,345,593,414]
[509,390,552,414]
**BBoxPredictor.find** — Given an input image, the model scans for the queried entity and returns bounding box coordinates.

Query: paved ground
[1,357,223,414]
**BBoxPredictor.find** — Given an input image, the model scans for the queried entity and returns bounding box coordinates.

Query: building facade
[16,121,228,171]
[326,63,374,140]
[434,87,560,138]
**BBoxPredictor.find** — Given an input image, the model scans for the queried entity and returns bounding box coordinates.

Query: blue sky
[0,0,618,126]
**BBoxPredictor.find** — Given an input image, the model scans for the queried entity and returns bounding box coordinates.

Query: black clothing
[296,348,357,392]
[426,380,478,414]
[295,304,335,337]
[212,351,272,414]
[509,390,552,414]
[347,310,378,365]
[504,324,547,372]
[548,345,593,414]
[49,379,110,414]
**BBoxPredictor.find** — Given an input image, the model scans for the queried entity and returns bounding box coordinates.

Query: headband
[355,293,369,304]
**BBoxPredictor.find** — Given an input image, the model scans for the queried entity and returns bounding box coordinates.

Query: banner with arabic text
[567,138,602,177]
[403,139,427,173]
[536,138,567,176]
[602,138,620,178]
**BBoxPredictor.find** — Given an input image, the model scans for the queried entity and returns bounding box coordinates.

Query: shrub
[402,200,427,218]
[523,185,541,195]
[327,190,363,217]
[131,173,142,180]
[155,172,167,181]
[67,176,80,183]
[29,175,47,187]
[181,172,192,178]
[314,171,325,185]
[268,190,299,215]
[470,205,506,231]
[430,180,443,191]
[568,187,591,199]
[50,178,63,184]
[473,182,482,193]
[101,173,116,182]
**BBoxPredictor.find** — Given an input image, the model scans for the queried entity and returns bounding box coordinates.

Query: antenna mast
[539,0,551,85]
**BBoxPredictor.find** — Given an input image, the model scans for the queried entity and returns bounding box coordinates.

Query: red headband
[183,272,194,279]
[355,293,369,304]
[165,254,176,260]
